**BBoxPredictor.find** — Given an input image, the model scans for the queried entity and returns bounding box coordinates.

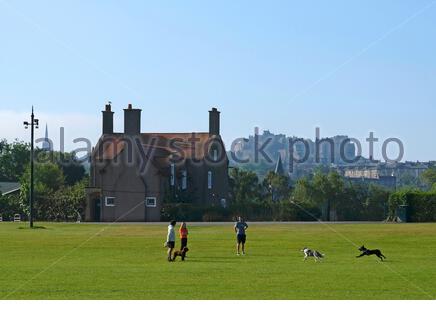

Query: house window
[213,149,218,161]
[105,197,115,207]
[145,197,157,207]
[220,198,227,208]
[208,171,212,189]
[170,163,175,186]
[181,170,187,190]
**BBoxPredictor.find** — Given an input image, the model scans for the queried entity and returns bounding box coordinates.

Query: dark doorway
[93,198,101,221]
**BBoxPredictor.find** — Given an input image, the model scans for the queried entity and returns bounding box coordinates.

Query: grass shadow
[187,257,241,263]
[17,225,47,230]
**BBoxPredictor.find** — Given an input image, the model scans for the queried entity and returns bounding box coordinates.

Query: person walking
[179,222,189,250]
[166,220,176,262]
[234,216,248,255]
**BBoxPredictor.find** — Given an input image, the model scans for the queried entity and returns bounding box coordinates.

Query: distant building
[229,130,430,188]
[345,176,397,189]
[85,104,229,222]
[341,161,430,189]
[274,154,285,176]
[41,124,52,151]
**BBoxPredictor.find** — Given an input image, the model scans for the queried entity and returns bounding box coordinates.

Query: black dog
[356,245,386,261]
[172,247,189,261]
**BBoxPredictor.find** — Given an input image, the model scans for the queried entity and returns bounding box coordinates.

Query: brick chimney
[102,103,114,135]
[209,107,220,135]
[124,103,142,135]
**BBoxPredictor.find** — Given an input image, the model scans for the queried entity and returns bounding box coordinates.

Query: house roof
[93,132,226,167]
[0,182,21,196]
[142,132,214,160]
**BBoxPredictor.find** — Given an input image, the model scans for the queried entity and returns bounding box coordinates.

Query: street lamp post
[23,106,39,228]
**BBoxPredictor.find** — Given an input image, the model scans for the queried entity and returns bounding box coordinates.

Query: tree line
[0,139,87,221]
[163,166,436,222]
[2,139,436,222]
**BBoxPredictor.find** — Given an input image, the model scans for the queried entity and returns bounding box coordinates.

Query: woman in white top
[166,220,177,261]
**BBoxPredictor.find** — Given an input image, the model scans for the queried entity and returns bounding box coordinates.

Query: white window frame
[105,196,115,207]
[220,198,227,208]
[208,171,212,189]
[145,197,157,208]
[170,163,175,186]
[181,170,187,190]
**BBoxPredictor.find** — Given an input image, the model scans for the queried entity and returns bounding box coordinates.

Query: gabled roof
[142,132,216,160]
[0,182,21,196]
[93,132,226,167]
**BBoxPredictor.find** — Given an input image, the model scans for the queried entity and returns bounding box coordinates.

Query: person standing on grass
[166,220,176,262]
[234,216,248,255]
[179,222,189,250]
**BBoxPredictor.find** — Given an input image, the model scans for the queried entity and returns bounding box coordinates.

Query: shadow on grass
[187,257,241,263]
[17,225,47,230]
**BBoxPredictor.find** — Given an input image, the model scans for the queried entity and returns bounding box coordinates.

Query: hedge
[389,190,436,222]
[160,201,321,222]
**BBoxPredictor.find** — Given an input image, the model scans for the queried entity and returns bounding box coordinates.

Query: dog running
[356,245,386,261]
[172,247,189,261]
[301,248,324,262]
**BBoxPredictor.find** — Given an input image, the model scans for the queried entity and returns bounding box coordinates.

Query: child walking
[179,222,189,250]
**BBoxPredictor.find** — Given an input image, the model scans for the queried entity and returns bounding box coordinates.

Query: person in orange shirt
[179,222,189,250]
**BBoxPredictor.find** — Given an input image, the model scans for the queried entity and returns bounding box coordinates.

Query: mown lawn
[0,222,435,299]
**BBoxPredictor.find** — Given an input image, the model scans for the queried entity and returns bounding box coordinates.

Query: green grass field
[1,222,435,300]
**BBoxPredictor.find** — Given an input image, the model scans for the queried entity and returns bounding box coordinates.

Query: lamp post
[23,106,39,228]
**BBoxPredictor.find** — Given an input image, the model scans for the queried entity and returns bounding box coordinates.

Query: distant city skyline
[1,1,436,161]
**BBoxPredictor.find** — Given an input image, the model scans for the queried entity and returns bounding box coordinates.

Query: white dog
[301,248,324,262]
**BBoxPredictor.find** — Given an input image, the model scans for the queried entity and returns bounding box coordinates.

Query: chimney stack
[124,103,142,135]
[209,107,220,135]
[102,103,114,135]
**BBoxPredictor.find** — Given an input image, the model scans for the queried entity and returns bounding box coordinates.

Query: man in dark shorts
[234,216,248,255]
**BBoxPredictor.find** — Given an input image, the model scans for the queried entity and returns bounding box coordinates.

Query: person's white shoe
[236,253,240,256]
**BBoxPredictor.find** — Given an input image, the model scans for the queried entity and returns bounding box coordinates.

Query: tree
[60,159,86,186]
[0,193,22,220]
[229,168,262,204]
[51,178,87,221]
[262,171,290,202]
[0,139,30,182]
[35,150,86,185]
[422,167,436,189]
[292,170,345,221]
[20,162,65,219]
[311,170,345,220]
[364,184,390,220]
[0,139,87,221]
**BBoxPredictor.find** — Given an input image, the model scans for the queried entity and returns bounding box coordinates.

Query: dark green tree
[0,139,30,182]
[20,162,65,219]
[229,167,262,204]
[262,171,290,202]
[422,167,436,190]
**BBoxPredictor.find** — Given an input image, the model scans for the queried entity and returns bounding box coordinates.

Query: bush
[389,190,436,222]
[202,207,232,222]
[0,193,22,221]
[160,200,323,222]
[160,204,229,222]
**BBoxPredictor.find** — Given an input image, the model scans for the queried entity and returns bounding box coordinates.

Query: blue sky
[1,0,435,161]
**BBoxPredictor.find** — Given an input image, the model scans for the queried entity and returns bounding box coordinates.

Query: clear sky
[1,0,435,161]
